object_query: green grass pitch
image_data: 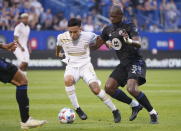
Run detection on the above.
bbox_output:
[0,70,181,131]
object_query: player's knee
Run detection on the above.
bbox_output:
[89,82,100,95]
[127,86,133,94]
[20,62,28,71]
[105,84,115,95]
[64,76,74,86]
[126,84,138,96]
[92,87,100,95]
[17,76,28,86]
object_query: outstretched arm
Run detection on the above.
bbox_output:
[0,42,17,52]
[90,36,105,50]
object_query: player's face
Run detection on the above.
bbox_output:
[21,16,29,25]
[68,26,81,40]
[110,12,122,24]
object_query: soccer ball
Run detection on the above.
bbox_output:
[58,107,76,124]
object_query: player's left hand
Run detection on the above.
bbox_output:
[120,29,129,39]
[5,42,17,52]
[120,29,132,44]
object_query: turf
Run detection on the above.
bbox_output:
[0,70,181,131]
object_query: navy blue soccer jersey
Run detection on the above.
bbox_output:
[101,21,142,65]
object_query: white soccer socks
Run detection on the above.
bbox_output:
[65,85,80,109]
[97,89,117,111]
[149,109,157,115]
[129,99,139,107]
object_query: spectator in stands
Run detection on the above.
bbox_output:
[40,9,53,30]
[28,6,39,29]
[1,0,181,32]
[92,0,101,14]
[30,0,43,17]
[144,0,158,24]
[52,15,61,31]
[144,0,157,11]
[101,0,111,18]
[83,16,94,32]
[160,0,167,26]
[130,0,145,10]
[58,18,68,31]
[165,0,180,31]
[0,9,9,30]
[149,24,161,32]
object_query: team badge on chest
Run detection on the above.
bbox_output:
[111,38,122,50]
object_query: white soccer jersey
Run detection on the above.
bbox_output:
[14,22,30,64]
[56,31,97,67]
[14,22,30,48]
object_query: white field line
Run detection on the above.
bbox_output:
[144,90,181,93]
[145,83,181,87]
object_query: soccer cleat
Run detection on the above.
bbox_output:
[20,117,47,130]
[75,107,87,120]
[112,109,121,123]
[129,104,143,121]
[150,113,158,124]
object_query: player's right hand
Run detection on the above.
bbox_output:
[56,52,64,58]
[21,47,25,52]
[6,42,17,52]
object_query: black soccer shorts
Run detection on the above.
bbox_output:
[110,59,146,87]
[0,58,18,83]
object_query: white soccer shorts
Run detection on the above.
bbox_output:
[64,63,101,86]
[14,47,30,65]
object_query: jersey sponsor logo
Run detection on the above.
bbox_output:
[111,38,122,50]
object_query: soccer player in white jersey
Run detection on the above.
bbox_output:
[14,13,30,75]
[56,18,121,123]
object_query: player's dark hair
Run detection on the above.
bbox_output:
[68,18,81,27]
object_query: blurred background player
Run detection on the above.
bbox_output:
[0,42,47,130]
[14,13,30,75]
[56,18,121,123]
[92,5,158,124]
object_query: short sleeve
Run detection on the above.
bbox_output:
[56,34,63,46]
[129,23,139,38]
[89,32,98,44]
[14,25,20,37]
[100,26,109,41]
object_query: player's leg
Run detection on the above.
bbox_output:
[11,70,29,122]
[89,81,121,123]
[19,62,28,72]
[0,59,47,129]
[81,63,120,123]
[126,60,158,124]
[19,48,30,75]
[14,48,28,75]
[11,70,47,129]
[64,66,87,120]
[105,64,143,121]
